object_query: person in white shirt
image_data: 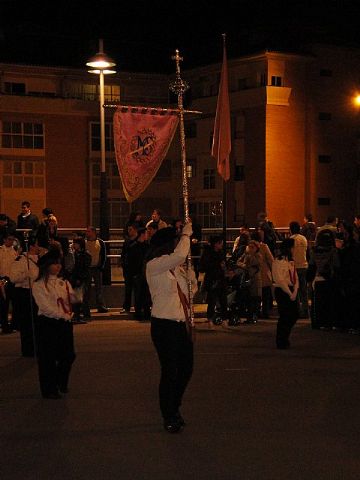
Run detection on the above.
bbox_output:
[146,221,193,433]
[0,234,17,333]
[32,250,77,399]
[272,238,299,349]
[289,221,309,318]
[9,237,39,356]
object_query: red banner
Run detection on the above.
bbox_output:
[113,110,179,202]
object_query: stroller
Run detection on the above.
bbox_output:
[212,264,251,326]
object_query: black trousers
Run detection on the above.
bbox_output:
[0,281,14,332]
[207,287,228,320]
[310,280,337,329]
[12,288,37,356]
[36,316,76,396]
[151,317,193,421]
[123,272,134,311]
[274,287,298,348]
[133,275,151,319]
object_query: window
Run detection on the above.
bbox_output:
[2,160,45,189]
[235,165,245,181]
[187,159,196,178]
[197,201,223,228]
[91,160,120,190]
[318,155,332,163]
[320,69,332,77]
[319,112,332,121]
[90,122,114,152]
[184,122,197,138]
[271,76,282,87]
[92,198,130,228]
[82,84,120,102]
[4,82,26,95]
[203,168,215,189]
[318,197,331,206]
[1,121,44,149]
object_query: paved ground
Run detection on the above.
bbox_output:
[1,311,360,480]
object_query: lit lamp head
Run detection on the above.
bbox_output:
[86,45,116,75]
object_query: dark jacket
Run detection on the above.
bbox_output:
[71,250,92,287]
[199,245,226,291]
[17,212,39,232]
[0,216,17,245]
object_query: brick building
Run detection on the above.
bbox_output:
[1,43,360,230]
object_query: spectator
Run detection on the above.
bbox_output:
[70,237,92,324]
[0,213,17,246]
[123,211,144,237]
[251,228,274,318]
[289,221,309,318]
[199,235,227,323]
[237,240,262,323]
[83,227,108,317]
[146,221,158,241]
[232,225,251,261]
[301,213,317,242]
[190,216,202,281]
[316,215,337,239]
[17,201,39,246]
[257,212,279,255]
[130,227,151,320]
[307,230,340,330]
[146,209,167,230]
[121,222,139,313]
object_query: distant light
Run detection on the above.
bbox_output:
[354,95,360,106]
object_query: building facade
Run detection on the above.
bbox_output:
[1,44,360,230]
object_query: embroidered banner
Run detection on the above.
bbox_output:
[113,110,179,202]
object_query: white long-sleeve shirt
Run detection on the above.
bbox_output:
[0,246,17,277]
[146,235,191,322]
[272,258,299,297]
[32,275,76,321]
[9,254,39,288]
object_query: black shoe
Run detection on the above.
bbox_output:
[97,306,109,313]
[163,418,183,433]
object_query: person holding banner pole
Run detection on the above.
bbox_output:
[146,222,193,433]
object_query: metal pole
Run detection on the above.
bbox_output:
[98,43,111,284]
[170,50,194,329]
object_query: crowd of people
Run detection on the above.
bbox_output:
[2,202,360,432]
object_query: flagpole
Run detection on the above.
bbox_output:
[169,50,194,330]
[222,179,227,259]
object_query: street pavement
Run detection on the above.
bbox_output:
[1,310,360,480]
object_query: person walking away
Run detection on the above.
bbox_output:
[83,227,108,317]
[289,221,309,318]
[199,236,227,324]
[32,250,77,399]
[146,223,193,433]
[9,237,39,356]
[272,238,299,349]
[0,234,17,333]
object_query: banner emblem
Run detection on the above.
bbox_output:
[114,110,179,202]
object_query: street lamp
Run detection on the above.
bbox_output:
[87,39,116,284]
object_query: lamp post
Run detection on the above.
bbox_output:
[87,39,116,284]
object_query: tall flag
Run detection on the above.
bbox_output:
[211,35,231,181]
[113,110,179,202]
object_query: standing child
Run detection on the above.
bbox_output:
[32,250,77,399]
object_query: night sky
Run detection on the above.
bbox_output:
[0,0,359,73]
